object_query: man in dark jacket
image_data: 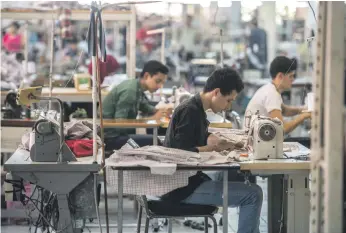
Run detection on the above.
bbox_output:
[164,68,263,233]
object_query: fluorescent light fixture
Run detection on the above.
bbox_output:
[217,0,232,8]
[200,0,211,7]
[78,0,161,5]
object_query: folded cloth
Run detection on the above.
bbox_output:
[65,139,93,158]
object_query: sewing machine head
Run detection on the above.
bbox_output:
[30,112,77,162]
[172,86,192,108]
[247,114,284,160]
[2,91,22,119]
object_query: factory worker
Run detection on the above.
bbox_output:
[163,67,263,233]
[244,56,311,133]
[102,60,171,152]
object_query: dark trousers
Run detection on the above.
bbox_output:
[146,127,167,136]
[104,134,161,156]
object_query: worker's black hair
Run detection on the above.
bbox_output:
[203,67,244,95]
[11,21,20,30]
[269,56,297,79]
[140,60,169,78]
[66,36,78,44]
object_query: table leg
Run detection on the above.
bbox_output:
[267,175,285,233]
[118,170,123,233]
[151,127,160,230]
[286,173,310,233]
[56,194,74,233]
[153,127,158,146]
[223,170,228,233]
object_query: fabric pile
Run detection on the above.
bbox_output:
[113,145,241,167]
[212,129,249,147]
[105,145,241,195]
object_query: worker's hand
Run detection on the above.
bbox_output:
[301,111,312,120]
[152,109,165,120]
[165,107,173,118]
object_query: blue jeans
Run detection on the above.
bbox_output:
[182,171,263,233]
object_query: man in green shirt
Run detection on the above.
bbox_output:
[103,60,169,151]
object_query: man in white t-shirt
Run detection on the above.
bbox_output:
[244,56,311,133]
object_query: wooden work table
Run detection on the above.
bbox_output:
[160,120,232,128]
[100,119,162,128]
[82,118,232,129]
[1,119,36,127]
[1,87,173,104]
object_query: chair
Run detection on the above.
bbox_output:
[136,195,218,233]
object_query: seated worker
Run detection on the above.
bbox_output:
[163,68,263,233]
[102,60,170,152]
[244,56,311,134]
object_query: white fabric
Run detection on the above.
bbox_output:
[244,83,283,127]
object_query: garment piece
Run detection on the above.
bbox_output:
[116,146,203,164]
[106,167,195,196]
[104,134,160,153]
[102,79,156,137]
[63,120,102,146]
[111,145,237,166]
[65,139,93,157]
[244,83,283,127]
[164,93,210,152]
[88,55,120,83]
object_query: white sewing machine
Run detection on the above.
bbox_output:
[171,86,192,108]
[246,114,284,160]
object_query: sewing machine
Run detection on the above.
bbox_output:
[171,86,193,108]
[246,113,284,160]
[4,86,100,233]
[1,90,22,119]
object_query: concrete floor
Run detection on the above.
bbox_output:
[1,178,268,233]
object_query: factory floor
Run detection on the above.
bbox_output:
[1,178,268,233]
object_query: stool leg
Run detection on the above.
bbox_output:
[168,219,173,233]
[204,217,208,233]
[144,217,150,233]
[137,206,143,233]
[209,216,218,233]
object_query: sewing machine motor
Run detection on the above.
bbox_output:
[251,116,284,160]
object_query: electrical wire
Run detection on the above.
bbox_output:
[94,172,103,233]
[3,179,70,233]
[308,1,317,22]
[279,176,286,233]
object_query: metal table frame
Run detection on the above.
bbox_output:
[113,165,240,233]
